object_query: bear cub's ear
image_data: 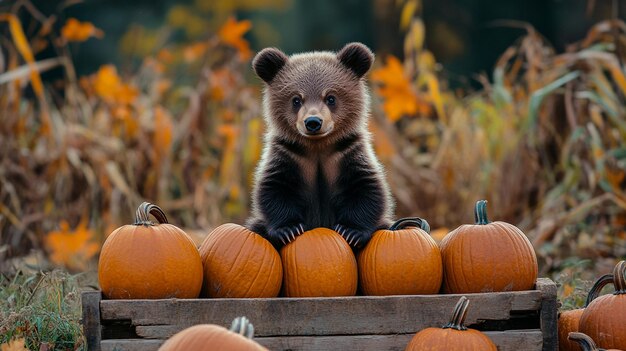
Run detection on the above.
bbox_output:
[337,42,375,79]
[253,48,289,83]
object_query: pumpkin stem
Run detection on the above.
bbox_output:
[568,332,599,351]
[585,273,614,307]
[473,200,490,225]
[613,260,626,294]
[443,296,469,331]
[134,202,169,226]
[230,316,255,339]
[388,217,430,233]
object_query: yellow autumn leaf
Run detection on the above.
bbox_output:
[371,55,424,121]
[218,17,252,60]
[0,13,50,133]
[61,18,104,42]
[0,14,43,96]
[0,338,27,351]
[93,64,139,105]
[404,18,425,54]
[400,0,419,30]
[424,72,446,124]
[93,65,122,102]
[45,220,100,271]
[183,42,209,62]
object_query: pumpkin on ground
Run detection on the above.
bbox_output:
[281,228,357,297]
[559,273,614,351]
[199,223,282,298]
[98,202,203,299]
[405,296,497,350]
[440,200,538,293]
[358,217,442,295]
[158,316,268,351]
[568,332,624,351]
[580,260,626,350]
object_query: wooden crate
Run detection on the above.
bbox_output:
[82,278,557,351]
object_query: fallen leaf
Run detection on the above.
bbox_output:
[0,338,28,351]
[45,219,100,271]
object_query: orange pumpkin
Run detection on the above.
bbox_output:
[281,228,357,297]
[199,223,282,298]
[559,273,614,351]
[98,202,203,299]
[567,332,623,351]
[580,261,626,350]
[158,317,268,351]
[559,309,586,351]
[405,296,497,350]
[358,217,442,295]
[440,200,538,293]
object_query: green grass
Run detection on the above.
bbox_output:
[0,266,97,350]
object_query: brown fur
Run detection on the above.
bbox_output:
[247,43,394,248]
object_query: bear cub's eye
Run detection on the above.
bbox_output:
[292,97,302,108]
[325,95,336,106]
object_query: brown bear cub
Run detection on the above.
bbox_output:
[246,42,394,249]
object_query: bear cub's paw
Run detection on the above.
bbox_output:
[333,224,372,248]
[268,223,305,246]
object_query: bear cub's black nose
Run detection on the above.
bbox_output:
[304,116,322,133]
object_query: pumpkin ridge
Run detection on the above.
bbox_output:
[264,248,281,296]
[290,236,301,296]
[367,234,379,294]
[502,223,521,290]
[254,241,272,297]
[461,229,473,292]
[224,231,251,278]
[242,238,267,297]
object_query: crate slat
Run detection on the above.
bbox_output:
[100,330,543,351]
[82,290,102,351]
[101,339,161,351]
[85,278,558,351]
[537,277,558,351]
[101,289,541,336]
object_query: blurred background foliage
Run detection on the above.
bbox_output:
[1,0,626,348]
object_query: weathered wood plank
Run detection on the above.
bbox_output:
[81,290,102,351]
[101,339,163,351]
[101,290,542,336]
[536,278,558,351]
[101,330,543,351]
[259,331,543,351]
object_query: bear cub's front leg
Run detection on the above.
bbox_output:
[246,153,309,248]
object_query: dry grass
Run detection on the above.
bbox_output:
[372,7,626,276]
[0,0,624,273]
[0,252,96,349]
